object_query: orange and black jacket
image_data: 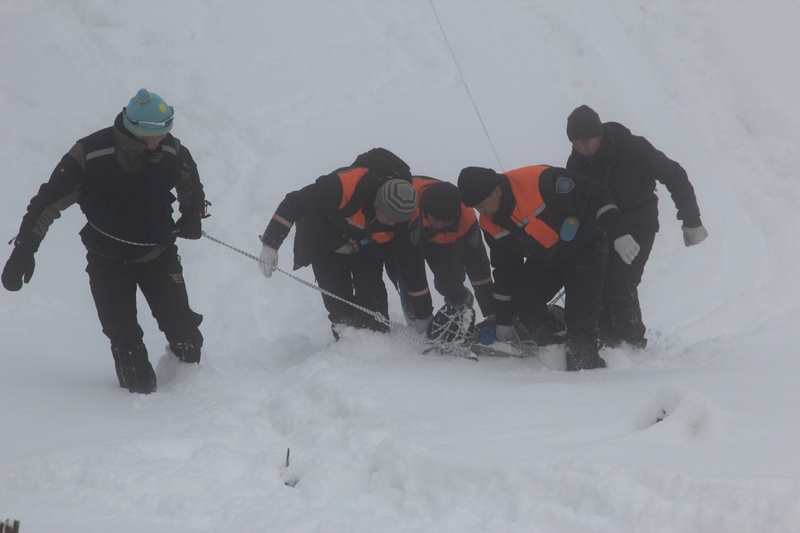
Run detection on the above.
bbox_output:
[261,164,432,318]
[478,165,627,321]
[411,176,493,314]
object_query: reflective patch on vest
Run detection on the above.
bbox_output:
[560,216,579,241]
[555,176,574,194]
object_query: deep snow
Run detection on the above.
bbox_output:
[1,1,799,532]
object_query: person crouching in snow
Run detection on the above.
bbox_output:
[258,148,433,338]
[386,177,494,342]
[457,165,640,371]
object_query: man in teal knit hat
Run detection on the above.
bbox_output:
[2,88,209,394]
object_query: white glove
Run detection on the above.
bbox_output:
[334,242,357,254]
[682,225,708,247]
[259,245,279,278]
[613,234,640,265]
[495,324,520,342]
[411,316,432,335]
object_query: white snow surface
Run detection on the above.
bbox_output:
[2,1,800,531]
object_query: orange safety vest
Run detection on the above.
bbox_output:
[338,167,395,244]
[412,177,477,245]
[478,166,560,248]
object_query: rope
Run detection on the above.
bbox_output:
[202,231,390,324]
[201,232,483,359]
[429,0,504,172]
[88,221,160,247]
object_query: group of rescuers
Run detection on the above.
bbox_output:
[2,89,708,393]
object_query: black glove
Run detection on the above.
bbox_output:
[175,214,202,239]
[2,240,37,291]
[175,201,210,240]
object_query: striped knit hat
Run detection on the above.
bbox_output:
[375,180,417,222]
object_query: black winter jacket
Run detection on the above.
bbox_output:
[566,122,702,232]
[16,114,205,262]
[261,167,433,319]
[481,166,627,325]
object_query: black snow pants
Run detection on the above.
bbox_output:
[512,228,609,370]
[311,249,389,336]
[598,228,656,349]
[86,244,203,352]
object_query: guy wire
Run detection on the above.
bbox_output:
[428,0,504,171]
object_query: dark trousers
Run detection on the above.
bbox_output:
[392,241,488,320]
[311,250,389,334]
[513,229,608,369]
[86,245,203,350]
[599,228,656,348]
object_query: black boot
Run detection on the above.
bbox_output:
[565,341,606,371]
[565,331,605,371]
[111,342,157,394]
[167,330,203,363]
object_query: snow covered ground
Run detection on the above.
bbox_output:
[2,1,799,531]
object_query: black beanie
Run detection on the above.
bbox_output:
[566,105,604,141]
[424,182,462,222]
[457,167,500,207]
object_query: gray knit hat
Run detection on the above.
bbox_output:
[375,180,417,222]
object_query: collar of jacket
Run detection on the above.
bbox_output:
[112,113,167,172]
[491,176,517,225]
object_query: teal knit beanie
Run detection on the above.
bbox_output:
[122,88,174,137]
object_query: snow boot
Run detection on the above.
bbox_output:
[111,342,157,394]
[167,330,203,363]
[565,343,606,371]
[426,302,476,344]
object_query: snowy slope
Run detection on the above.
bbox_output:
[1,1,799,531]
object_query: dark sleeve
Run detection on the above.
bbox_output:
[175,143,206,214]
[261,172,344,250]
[392,226,433,319]
[17,149,85,249]
[540,167,628,242]
[460,222,492,285]
[486,235,523,326]
[641,138,702,227]
[459,223,494,315]
[472,282,495,317]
